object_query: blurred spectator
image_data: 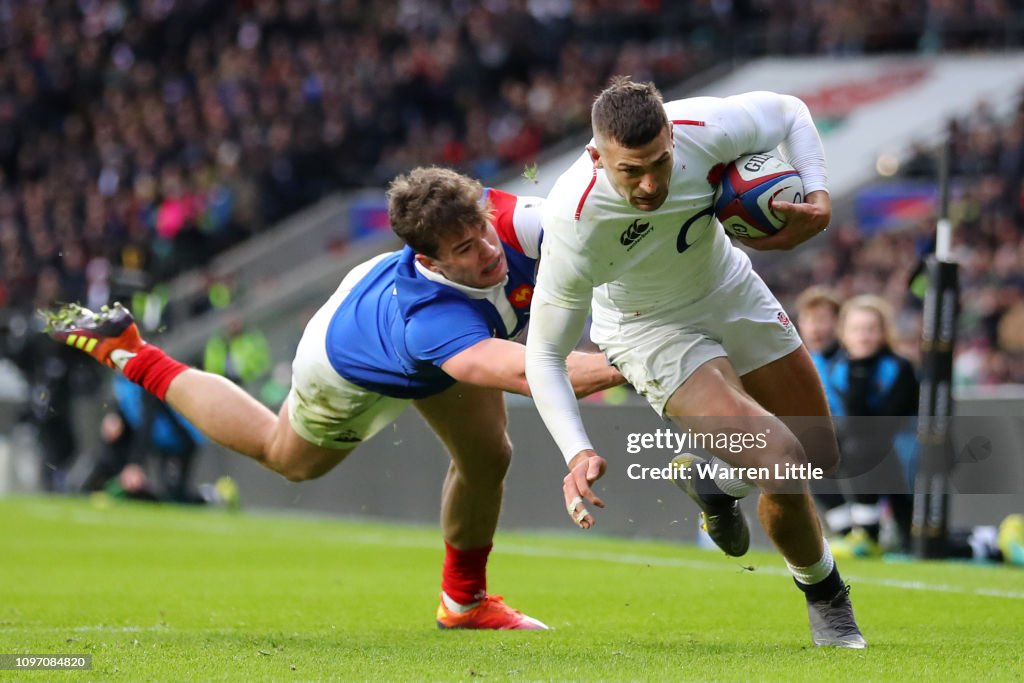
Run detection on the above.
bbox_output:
[795,285,842,368]
[203,317,272,386]
[0,267,97,490]
[0,0,716,326]
[815,295,920,557]
[794,285,852,541]
[83,375,237,506]
[258,360,293,408]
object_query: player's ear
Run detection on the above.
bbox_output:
[415,253,443,274]
[586,144,602,168]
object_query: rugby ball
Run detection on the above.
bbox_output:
[714,152,804,239]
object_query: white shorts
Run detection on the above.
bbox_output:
[287,253,410,449]
[590,265,802,416]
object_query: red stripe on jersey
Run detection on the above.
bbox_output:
[672,119,705,126]
[574,166,598,221]
[487,188,524,253]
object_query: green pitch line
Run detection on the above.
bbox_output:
[0,496,1021,682]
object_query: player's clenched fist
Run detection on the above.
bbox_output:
[564,450,607,529]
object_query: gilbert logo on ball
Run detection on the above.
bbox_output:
[713,152,804,239]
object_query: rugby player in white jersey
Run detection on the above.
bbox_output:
[525,77,865,648]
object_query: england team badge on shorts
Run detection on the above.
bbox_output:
[777,311,793,331]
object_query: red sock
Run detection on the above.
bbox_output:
[122,344,189,401]
[442,542,492,605]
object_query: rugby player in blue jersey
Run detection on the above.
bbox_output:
[46,167,625,630]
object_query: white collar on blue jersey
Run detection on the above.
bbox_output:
[413,260,509,300]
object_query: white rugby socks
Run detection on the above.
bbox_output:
[787,539,835,586]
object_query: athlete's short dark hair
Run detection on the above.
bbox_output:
[591,76,669,149]
[387,167,488,258]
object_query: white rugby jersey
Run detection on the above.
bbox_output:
[526,91,827,461]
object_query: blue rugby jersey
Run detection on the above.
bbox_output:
[325,189,543,399]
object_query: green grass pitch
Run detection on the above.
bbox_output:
[1,496,1022,681]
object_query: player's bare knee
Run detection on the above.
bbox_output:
[744,424,803,465]
[282,468,307,483]
[280,462,322,482]
[265,441,322,482]
[271,450,319,482]
[814,430,841,474]
[792,423,840,474]
[452,434,512,487]
[753,431,809,494]
[483,435,513,482]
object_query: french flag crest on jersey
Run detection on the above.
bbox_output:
[485,187,544,337]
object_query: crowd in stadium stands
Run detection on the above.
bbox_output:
[0,0,1023,386]
[767,92,1024,385]
[0,0,707,315]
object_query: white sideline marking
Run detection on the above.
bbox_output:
[20,504,1024,601]
[365,536,1024,601]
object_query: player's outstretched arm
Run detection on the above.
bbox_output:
[738,189,831,251]
[440,338,624,398]
[565,350,627,398]
[526,297,614,528]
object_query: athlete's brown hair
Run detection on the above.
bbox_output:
[387,167,489,258]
